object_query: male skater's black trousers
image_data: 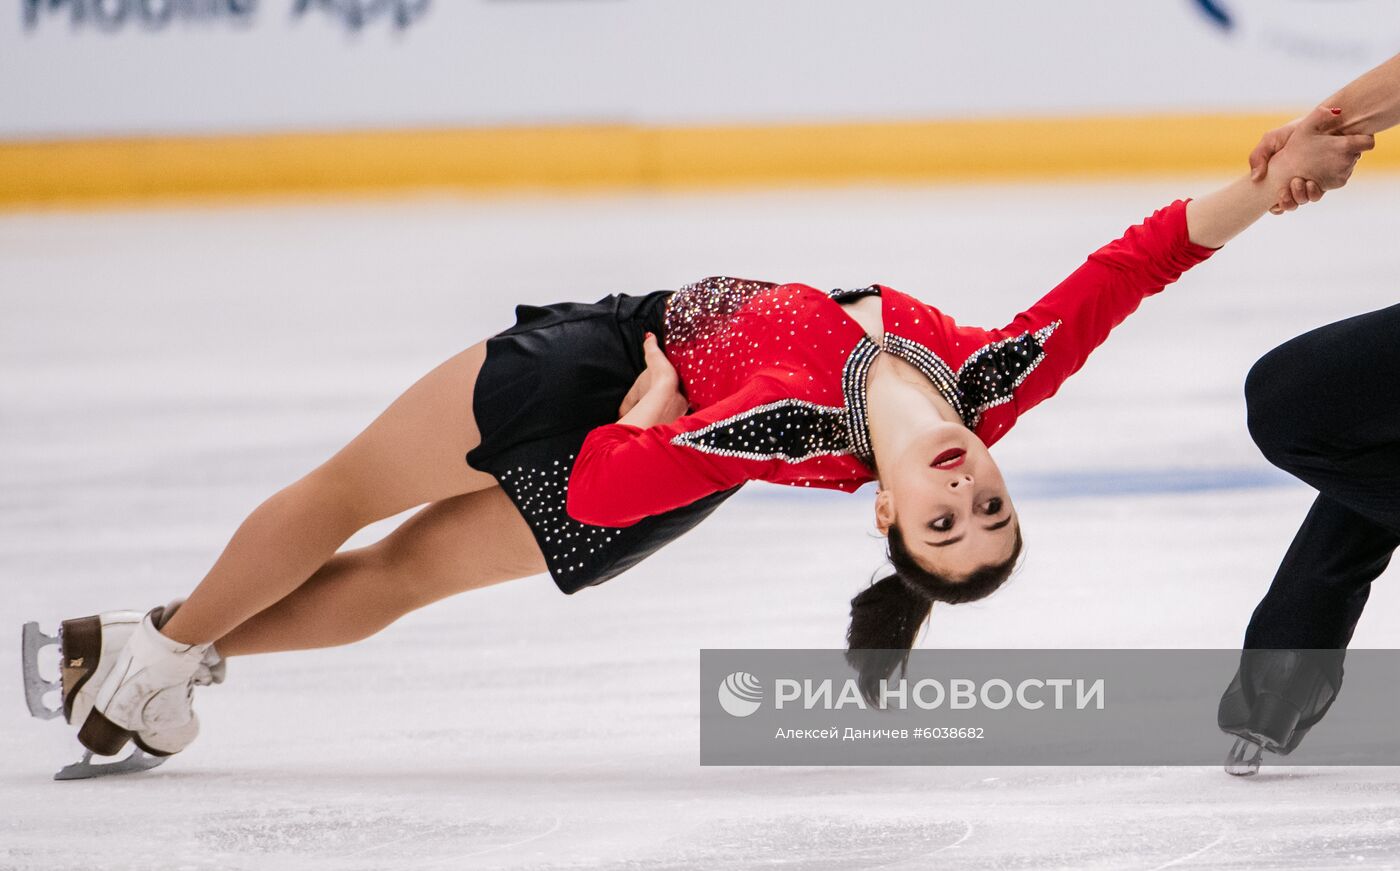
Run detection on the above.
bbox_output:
[1243,302,1400,649]
[1218,303,1400,751]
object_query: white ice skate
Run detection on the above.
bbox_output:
[21,604,223,781]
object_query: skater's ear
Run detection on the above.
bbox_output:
[873,487,895,535]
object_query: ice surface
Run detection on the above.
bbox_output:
[3,178,1400,869]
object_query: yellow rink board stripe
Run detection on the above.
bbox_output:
[2,113,1395,207]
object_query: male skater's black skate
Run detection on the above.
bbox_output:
[1217,649,1342,776]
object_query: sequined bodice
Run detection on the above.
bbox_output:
[661,276,1058,469]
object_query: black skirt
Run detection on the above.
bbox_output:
[466,291,742,593]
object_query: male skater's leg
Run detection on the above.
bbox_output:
[1221,303,1400,759]
[1244,495,1397,651]
[1220,494,1398,757]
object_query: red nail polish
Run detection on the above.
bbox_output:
[1330,107,1342,115]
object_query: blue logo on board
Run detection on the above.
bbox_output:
[1187,0,1400,62]
[1192,0,1234,30]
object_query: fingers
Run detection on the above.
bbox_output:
[1249,127,1291,180]
[642,331,662,358]
[1270,177,1327,215]
[642,331,678,379]
[1290,177,1308,205]
[619,385,640,416]
[1249,142,1271,181]
[1345,133,1377,154]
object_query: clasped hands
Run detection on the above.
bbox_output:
[1252,105,1375,214]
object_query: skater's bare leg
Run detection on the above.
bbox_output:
[161,343,500,647]
[214,487,546,656]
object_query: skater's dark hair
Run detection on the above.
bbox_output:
[845,524,1023,706]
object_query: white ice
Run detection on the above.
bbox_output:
[3,178,1400,870]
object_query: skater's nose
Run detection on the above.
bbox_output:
[947,474,973,491]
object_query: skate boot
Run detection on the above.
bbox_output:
[1217,649,1342,776]
[22,603,222,780]
[80,607,211,756]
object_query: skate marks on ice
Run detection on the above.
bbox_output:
[0,793,567,871]
[198,806,562,869]
[543,814,973,871]
[1145,831,1227,871]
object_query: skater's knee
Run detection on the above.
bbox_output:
[354,540,440,614]
[1244,372,1289,465]
[284,466,383,535]
[1244,343,1313,468]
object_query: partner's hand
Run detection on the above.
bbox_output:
[618,332,688,422]
[618,367,651,417]
[1269,177,1325,216]
[1250,107,1342,211]
[1264,105,1375,213]
[1249,117,1308,183]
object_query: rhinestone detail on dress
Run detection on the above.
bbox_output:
[497,454,619,577]
[670,399,850,463]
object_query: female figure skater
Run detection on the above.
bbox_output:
[21,108,1372,778]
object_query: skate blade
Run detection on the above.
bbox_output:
[53,747,167,782]
[1224,737,1263,777]
[21,622,61,720]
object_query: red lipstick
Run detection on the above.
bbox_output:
[931,448,966,470]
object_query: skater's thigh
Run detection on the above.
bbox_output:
[310,342,500,526]
[1248,302,1400,454]
[378,486,548,606]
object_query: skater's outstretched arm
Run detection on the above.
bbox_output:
[986,115,1369,427]
[1186,105,1373,249]
[1313,51,1400,136]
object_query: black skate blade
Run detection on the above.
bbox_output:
[21,622,61,720]
[1224,737,1263,777]
[54,747,167,782]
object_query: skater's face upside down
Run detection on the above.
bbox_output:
[873,423,1020,585]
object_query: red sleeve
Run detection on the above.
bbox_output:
[566,379,777,527]
[998,199,1217,417]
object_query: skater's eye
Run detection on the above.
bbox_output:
[928,514,955,533]
[981,497,1004,516]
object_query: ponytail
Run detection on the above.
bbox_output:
[845,573,933,705]
[845,523,1024,706]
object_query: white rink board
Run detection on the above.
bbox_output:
[4,0,1400,137]
[3,179,1400,868]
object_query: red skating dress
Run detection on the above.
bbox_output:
[567,200,1216,529]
